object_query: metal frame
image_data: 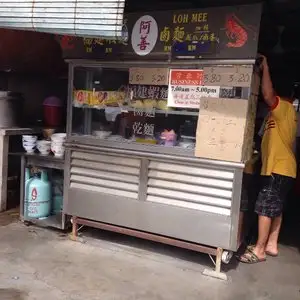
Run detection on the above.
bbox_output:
[66,59,256,67]
[70,215,226,280]
[63,59,253,280]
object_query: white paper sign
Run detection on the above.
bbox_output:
[129,68,169,85]
[203,65,253,87]
[195,97,248,162]
[167,69,219,108]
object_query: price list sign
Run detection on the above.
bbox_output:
[203,65,253,87]
[129,68,169,86]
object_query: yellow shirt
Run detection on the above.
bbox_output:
[261,97,297,178]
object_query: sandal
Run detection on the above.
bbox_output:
[248,245,278,257]
[237,249,266,264]
[247,244,255,251]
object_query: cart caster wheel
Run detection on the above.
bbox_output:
[222,251,233,264]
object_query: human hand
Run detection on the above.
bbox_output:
[257,54,268,70]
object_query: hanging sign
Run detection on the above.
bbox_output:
[59,4,262,60]
[203,65,253,87]
[167,69,220,108]
[131,15,159,56]
[129,68,169,85]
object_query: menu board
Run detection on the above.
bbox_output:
[57,3,262,60]
[195,97,248,162]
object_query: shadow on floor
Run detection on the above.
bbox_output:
[0,288,27,300]
[80,226,240,273]
[0,208,19,227]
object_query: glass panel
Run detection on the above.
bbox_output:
[71,66,211,151]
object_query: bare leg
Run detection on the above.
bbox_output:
[265,215,282,255]
[252,215,272,259]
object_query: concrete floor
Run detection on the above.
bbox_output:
[0,211,300,300]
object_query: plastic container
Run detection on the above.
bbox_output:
[24,169,51,219]
[43,96,63,127]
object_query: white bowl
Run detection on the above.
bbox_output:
[37,140,51,155]
[37,140,51,145]
[23,144,36,153]
[51,133,66,141]
[22,135,37,143]
[51,144,65,157]
[51,140,64,145]
[39,149,51,156]
[23,142,36,148]
[93,130,112,139]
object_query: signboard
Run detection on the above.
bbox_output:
[167,69,219,108]
[130,85,168,100]
[131,108,156,139]
[195,97,248,162]
[129,68,169,85]
[57,3,262,60]
[131,15,159,56]
[203,65,253,87]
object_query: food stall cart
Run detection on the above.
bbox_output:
[58,3,262,280]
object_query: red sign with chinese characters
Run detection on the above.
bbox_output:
[168,69,220,108]
[170,70,203,86]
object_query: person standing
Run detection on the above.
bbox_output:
[239,55,297,264]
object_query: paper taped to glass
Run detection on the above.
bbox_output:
[203,65,253,88]
[195,97,248,162]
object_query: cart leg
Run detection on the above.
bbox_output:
[70,216,78,241]
[203,248,228,281]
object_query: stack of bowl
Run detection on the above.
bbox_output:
[37,140,51,155]
[51,133,66,157]
[22,135,37,154]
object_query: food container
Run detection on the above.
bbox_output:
[22,135,37,154]
[159,130,177,147]
[23,142,36,154]
[22,135,37,143]
[50,133,66,157]
[37,140,51,155]
[51,143,65,157]
[92,130,112,139]
[43,96,63,127]
[43,128,56,140]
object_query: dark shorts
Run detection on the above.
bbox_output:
[255,174,294,218]
[240,173,252,212]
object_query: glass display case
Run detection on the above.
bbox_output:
[70,66,209,154]
[70,65,244,155]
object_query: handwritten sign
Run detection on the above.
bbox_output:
[203,65,253,87]
[129,68,169,85]
[195,97,248,162]
[167,69,219,108]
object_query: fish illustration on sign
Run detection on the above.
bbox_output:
[224,14,257,48]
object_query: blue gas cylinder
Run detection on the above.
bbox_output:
[24,169,51,219]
